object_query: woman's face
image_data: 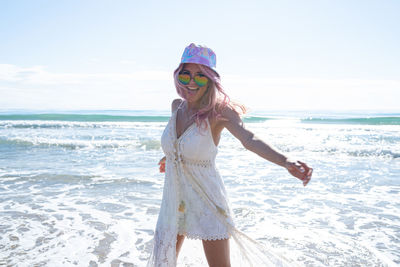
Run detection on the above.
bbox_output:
[179,63,209,104]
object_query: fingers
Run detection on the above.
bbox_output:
[298,161,312,176]
[159,162,165,173]
[302,167,313,187]
[303,176,311,186]
[298,161,311,172]
[158,157,166,173]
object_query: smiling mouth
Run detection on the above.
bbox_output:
[187,87,199,91]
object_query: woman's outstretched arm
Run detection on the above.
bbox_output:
[221,106,312,186]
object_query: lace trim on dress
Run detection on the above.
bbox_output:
[177,231,230,241]
[164,152,213,168]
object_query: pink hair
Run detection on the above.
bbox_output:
[173,63,246,130]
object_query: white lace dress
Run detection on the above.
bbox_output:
[147,107,295,267]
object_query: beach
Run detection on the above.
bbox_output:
[0,110,399,266]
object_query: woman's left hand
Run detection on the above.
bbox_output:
[284,160,313,186]
[158,156,166,173]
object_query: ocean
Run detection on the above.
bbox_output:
[0,110,399,266]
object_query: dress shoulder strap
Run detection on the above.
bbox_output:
[177,100,185,110]
[172,99,185,115]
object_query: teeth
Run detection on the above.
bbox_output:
[188,87,199,91]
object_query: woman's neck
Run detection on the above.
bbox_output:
[185,100,201,112]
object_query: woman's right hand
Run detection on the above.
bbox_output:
[158,156,166,173]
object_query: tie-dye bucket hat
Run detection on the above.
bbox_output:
[180,43,218,75]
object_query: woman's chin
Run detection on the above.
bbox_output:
[185,96,197,103]
[185,91,198,100]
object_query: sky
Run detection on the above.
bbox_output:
[0,0,399,112]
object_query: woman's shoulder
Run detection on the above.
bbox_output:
[218,103,241,120]
[213,102,243,127]
[171,98,183,113]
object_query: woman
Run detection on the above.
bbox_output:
[147,43,313,267]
